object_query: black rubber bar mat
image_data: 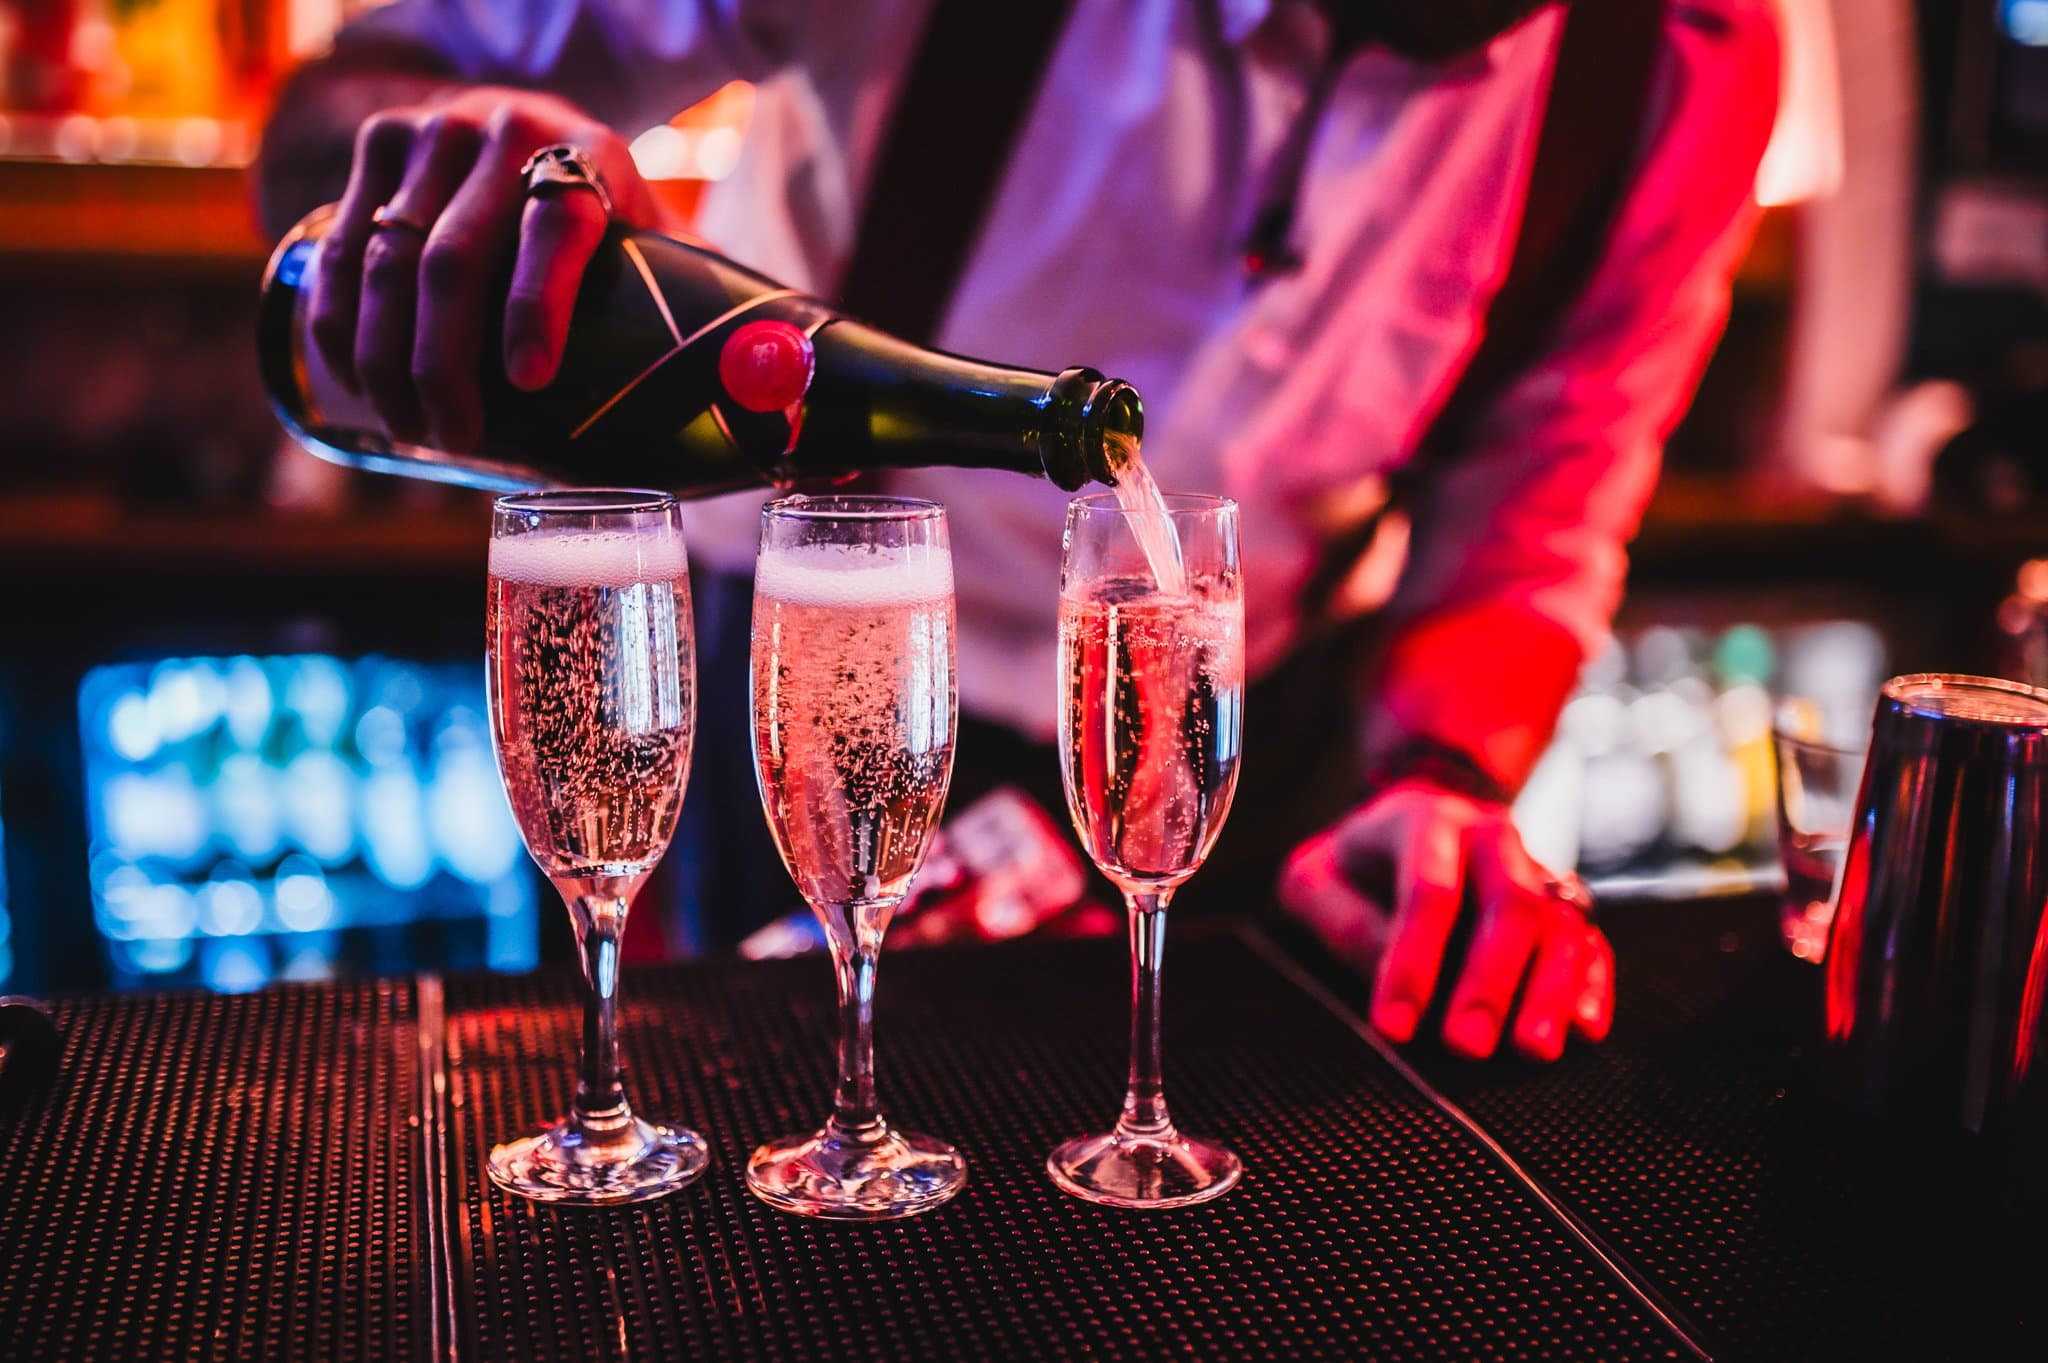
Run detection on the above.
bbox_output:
[440,928,1693,1362]
[1356,897,2046,1363]
[0,981,428,1362]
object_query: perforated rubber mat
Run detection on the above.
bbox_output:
[1394,898,2045,1363]
[10,911,2025,1361]
[441,928,1688,1361]
[0,981,426,1362]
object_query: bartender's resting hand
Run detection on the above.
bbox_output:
[1278,782,1614,1062]
[309,88,660,453]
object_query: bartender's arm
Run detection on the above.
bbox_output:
[255,0,799,453]
[1280,5,1779,1061]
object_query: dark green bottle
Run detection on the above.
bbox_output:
[258,205,1143,495]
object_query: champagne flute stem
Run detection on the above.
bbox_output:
[1117,892,1174,1140]
[827,913,886,1143]
[568,893,631,1129]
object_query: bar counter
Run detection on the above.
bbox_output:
[1,898,2037,1361]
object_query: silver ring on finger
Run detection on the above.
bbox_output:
[519,144,614,219]
[369,203,432,236]
[1543,870,1596,920]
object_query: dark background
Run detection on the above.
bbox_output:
[0,0,2043,995]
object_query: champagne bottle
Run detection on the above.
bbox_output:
[257,206,1143,496]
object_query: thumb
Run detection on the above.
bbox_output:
[1278,828,1391,970]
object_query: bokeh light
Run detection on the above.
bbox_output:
[79,655,538,992]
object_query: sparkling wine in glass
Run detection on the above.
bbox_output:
[745,495,968,1219]
[1050,492,1244,1208]
[483,490,709,1204]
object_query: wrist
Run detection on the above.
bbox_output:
[1364,604,1583,795]
[1361,736,1512,807]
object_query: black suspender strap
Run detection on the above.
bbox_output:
[1299,0,1668,619]
[1423,0,1668,452]
[835,0,1085,346]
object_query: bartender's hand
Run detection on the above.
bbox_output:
[308,87,662,452]
[1278,783,1613,1061]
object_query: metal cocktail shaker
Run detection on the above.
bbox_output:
[1824,674,2048,1195]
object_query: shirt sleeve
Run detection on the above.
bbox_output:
[341,0,807,134]
[1370,0,1781,785]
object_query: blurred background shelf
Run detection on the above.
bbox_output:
[2,473,2034,591]
[0,489,489,579]
[0,161,266,262]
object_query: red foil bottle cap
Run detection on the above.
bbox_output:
[718,320,815,414]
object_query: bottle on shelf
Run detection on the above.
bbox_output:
[257,206,1144,497]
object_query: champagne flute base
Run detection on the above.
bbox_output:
[745,1125,967,1220]
[1047,1128,1240,1209]
[487,1115,709,1206]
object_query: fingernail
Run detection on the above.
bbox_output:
[508,340,547,388]
[1372,998,1419,1041]
[1446,1006,1498,1057]
[1577,994,1602,1025]
[1524,1016,1560,1059]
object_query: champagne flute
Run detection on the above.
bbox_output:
[745,495,968,1219]
[484,490,709,1204]
[1050,493,1244,1208]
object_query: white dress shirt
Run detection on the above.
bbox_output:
[354,0,1779,742]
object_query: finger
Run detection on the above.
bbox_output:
[1368,814,1464,1043]
[1443,836,1546,1059]
[1277,829,1392,972]
[309,112,412,392]
[1510,911,1590,1061]
[355,114,479,443]
[460,101,615,393]
[501,188,610,392]
[1573,927,1615,1042]
[1332,820,1398,911]
[411,151,525,450]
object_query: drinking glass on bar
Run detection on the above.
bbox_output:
[484,490,709,1204]
[1771,725,1865,963]
[745,495,968,1219]
[1050,493,1244,1209]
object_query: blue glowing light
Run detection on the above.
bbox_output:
[2002,0,2048,47]
[79,655,539,991]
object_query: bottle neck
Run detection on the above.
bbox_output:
[1044,366,1145,489]
[797,322,1143,489]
